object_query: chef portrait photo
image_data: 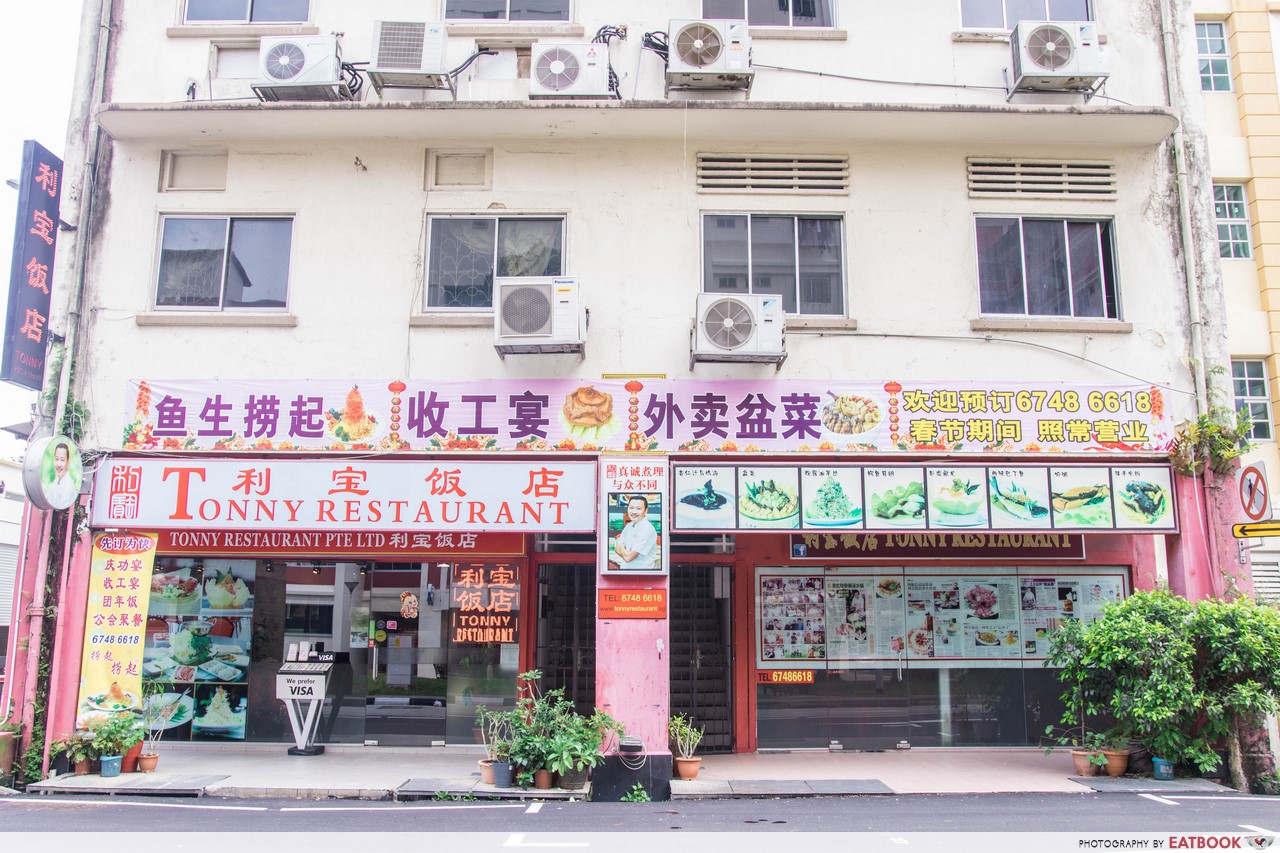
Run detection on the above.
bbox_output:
[24,435,84,511]
[606,492,662,572]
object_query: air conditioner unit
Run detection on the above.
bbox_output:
[253,35,352,102]
[691,293,786,367]
[529,43,612,99]
[666,19,753,92]
[367,21,455,98]
[494,277,585,356]
[1007,21,1108,100]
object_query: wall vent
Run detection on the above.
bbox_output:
[967,158,1116,199]
[697,154,849,194]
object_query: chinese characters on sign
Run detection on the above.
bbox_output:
[122,379,1173,455]
[89,459,596,532]
[450,563,520,644]
[74,533,158,731]
[4,141,62,390]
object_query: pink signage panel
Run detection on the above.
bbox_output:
[122,379,1173,456]
[90,458,597,532]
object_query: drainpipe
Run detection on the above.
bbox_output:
[1159,0,1210,416]
[54,0,112,434]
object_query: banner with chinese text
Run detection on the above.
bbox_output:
[122,379,1172,455]
[4,141,62,390]
[74,532,158,731]
[90,459,596,532]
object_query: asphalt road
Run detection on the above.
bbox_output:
[1,790,1278,839]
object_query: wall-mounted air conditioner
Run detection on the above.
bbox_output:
[494,277,585,356]
[367,21,455,98]
[1007,21,1108,101]
[691,292,786,367]
[529,43,612,99]
[666,19,753,93]
[253,35,352,102]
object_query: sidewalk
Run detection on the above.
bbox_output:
[21,744,1235,801]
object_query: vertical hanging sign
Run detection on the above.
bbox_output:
[74,532,158,731]
[600,456,669,576]
[3,140,62,390]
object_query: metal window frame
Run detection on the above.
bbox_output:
[423,213,568,310]
[974,214,1119,320]
[155,214,294,312]
[1232,358,1273,441]
[1214,183,1252,259]
[443,0,572,23]
[183,0,311,24]
[1196,21,1232,91]
[961,0,1094,30]
[699,212,846,317]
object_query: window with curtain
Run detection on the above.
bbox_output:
[702,214,843,315]
[975,216,1118,319]
[426,216,565,309]
[184,0,309,23]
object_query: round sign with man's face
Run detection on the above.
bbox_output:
[23,435,84,511]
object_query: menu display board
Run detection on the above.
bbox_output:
[674,464,1176,533]
[756,566,1128,668]
[141,558,256,741]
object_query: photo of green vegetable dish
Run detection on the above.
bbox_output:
[870,481,925,521]
[739,480,799,520]
[804,476,861,524]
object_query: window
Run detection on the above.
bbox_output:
[285,603,334,635]
[1197,21,1231,91]
[444,1,569,22]
[702,214,844,315]
[975,217,1118,319]
[156,216,293,309]
[960,0,1091,29]
[703,0,835,27]
[1233,359,1272,440]
[184,0,309,23]
[426,216,564,309]
[1214,184,1252,259]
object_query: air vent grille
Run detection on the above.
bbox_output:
[967,158,1116,199]
[375,21,427,69]
[697,154,849,194]
[499,284,553,336]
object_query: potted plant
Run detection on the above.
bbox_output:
[544,709,623,791]
[138,686,183,773]
[90,713,143,778]
[669,714,704,780]
[510,670,575,789]
[1041,617,1108,777]
[479,708,517,788]
[54,732,97,776]
[0,719,20,779]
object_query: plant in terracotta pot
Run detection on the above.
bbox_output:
[544,708,623,791]
[669,714,704,780]
[0,718,20,780]
[90,713,144,778]
[138,685,184,773]
[54,732,98,776]
[1041,617,1108,776]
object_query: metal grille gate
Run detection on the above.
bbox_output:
[536,563,596,715]
[668,564,733,753]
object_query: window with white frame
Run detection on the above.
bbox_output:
[184,0,309,23]
[702,214,844,315]
[703,0,835,27]
[1233,359,1273,440]
[960,0,1092,29]
[1214,183,1252,259]
[156,216,293,309]
[1197,21,1231,91]
[444,0,570,22]
[975,216,1118,319]
[426,216,565,309]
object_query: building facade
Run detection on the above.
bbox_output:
[2,0,1254,788]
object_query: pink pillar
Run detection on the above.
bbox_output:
[1166,471,1244,601]
[46,508,95,753]
[595,572,670,756]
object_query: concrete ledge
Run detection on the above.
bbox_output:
[28,772,226,797]
[397,777,591,801]
[1070,775,1235,793]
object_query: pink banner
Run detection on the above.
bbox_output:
[122,379,1173,455]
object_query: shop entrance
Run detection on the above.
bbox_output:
[669,564,734,753]
[536,563,596,715]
